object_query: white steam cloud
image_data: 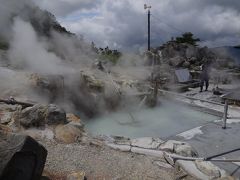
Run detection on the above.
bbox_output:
[8,18,74,74]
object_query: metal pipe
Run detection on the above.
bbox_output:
[205,147,240,160]
[165,153,240,163]
[222,100,228,129]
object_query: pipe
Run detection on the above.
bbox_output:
[165,153,240,164]
[205,147,240,160]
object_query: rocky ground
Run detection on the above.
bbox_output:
[41,139,176,180]
[0,102,187,180]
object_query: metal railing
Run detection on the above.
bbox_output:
[152,88,237,129]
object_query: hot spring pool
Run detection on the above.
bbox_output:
[84,100,219,139]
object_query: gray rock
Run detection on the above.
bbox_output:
[18,104,47,127]
[0,112,12,124]
[131,137,164,149]
[176,160,209,180]
[17,104,66,128]
[195,160,221,178]
[174,144,198,157]
[55,123,84,144]
[159,140,184,152]
[46,104,66,125]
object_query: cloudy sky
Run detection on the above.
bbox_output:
[33,0,240,50]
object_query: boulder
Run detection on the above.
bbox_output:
[195,160,221,178]
[18,104,48,128]
[66,113,81,123]
[176,160,210,180]
[55,123,84,144]
[16,104,66,128]
[159,140,198,157]
[159,140,184,152]
[46,104,66,125]
[174,144,198,157]
[0,132,47,180]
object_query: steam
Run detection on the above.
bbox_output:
[0,0,152,118]
[0,0,34,39]
[9,18,74,74]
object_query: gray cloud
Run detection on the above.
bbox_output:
[57,0,240,50]
[33,0,101,17]
[4,0,240,50]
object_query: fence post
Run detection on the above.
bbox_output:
[222,99,228,129]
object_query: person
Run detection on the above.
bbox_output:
[199,61,210,92]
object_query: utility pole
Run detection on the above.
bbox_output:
[144,4,151,51]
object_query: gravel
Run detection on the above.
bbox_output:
[41,139,176,180]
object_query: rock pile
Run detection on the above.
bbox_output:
[106,137,198,157]
[106,136,233,179]
[149,41,236,70]
[0,102,86,144]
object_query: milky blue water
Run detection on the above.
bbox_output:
[84,100,219,139]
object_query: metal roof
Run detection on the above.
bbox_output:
[175,68,192,83]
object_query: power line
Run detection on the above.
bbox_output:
[150,28,169,44]
[151,14,184,34]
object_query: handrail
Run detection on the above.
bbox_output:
[153,88,224,106]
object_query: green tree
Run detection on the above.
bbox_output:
[176,32,200,46]
[99,46,122,65]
